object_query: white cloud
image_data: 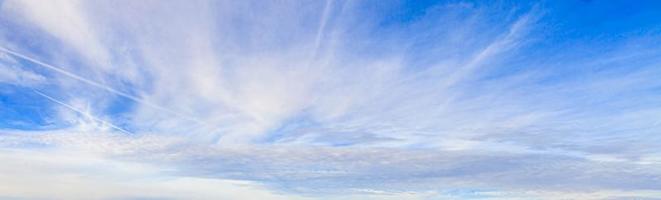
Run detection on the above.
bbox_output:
[0,65,45,86]
[2,0,111,70]
[0,53,45,86]
[0,148,313,200]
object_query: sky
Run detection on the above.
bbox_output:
[0,0,661,199]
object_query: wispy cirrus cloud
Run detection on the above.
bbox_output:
[1,0,661,199]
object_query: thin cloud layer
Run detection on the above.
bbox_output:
[1,0,661,199]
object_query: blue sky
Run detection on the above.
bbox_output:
[1,0,661,199]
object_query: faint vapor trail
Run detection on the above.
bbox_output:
[32,89,132,134]
[0,46,206,125]
[313,0,333,55]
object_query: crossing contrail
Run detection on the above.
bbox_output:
[32,89,133,134]
[0,46,206,125]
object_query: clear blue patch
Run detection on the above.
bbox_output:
[0,84,60,130]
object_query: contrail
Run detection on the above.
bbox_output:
[0,46,206,125]
[313,0,333,55]
[32,89,133,134]
[301,0,336,75]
